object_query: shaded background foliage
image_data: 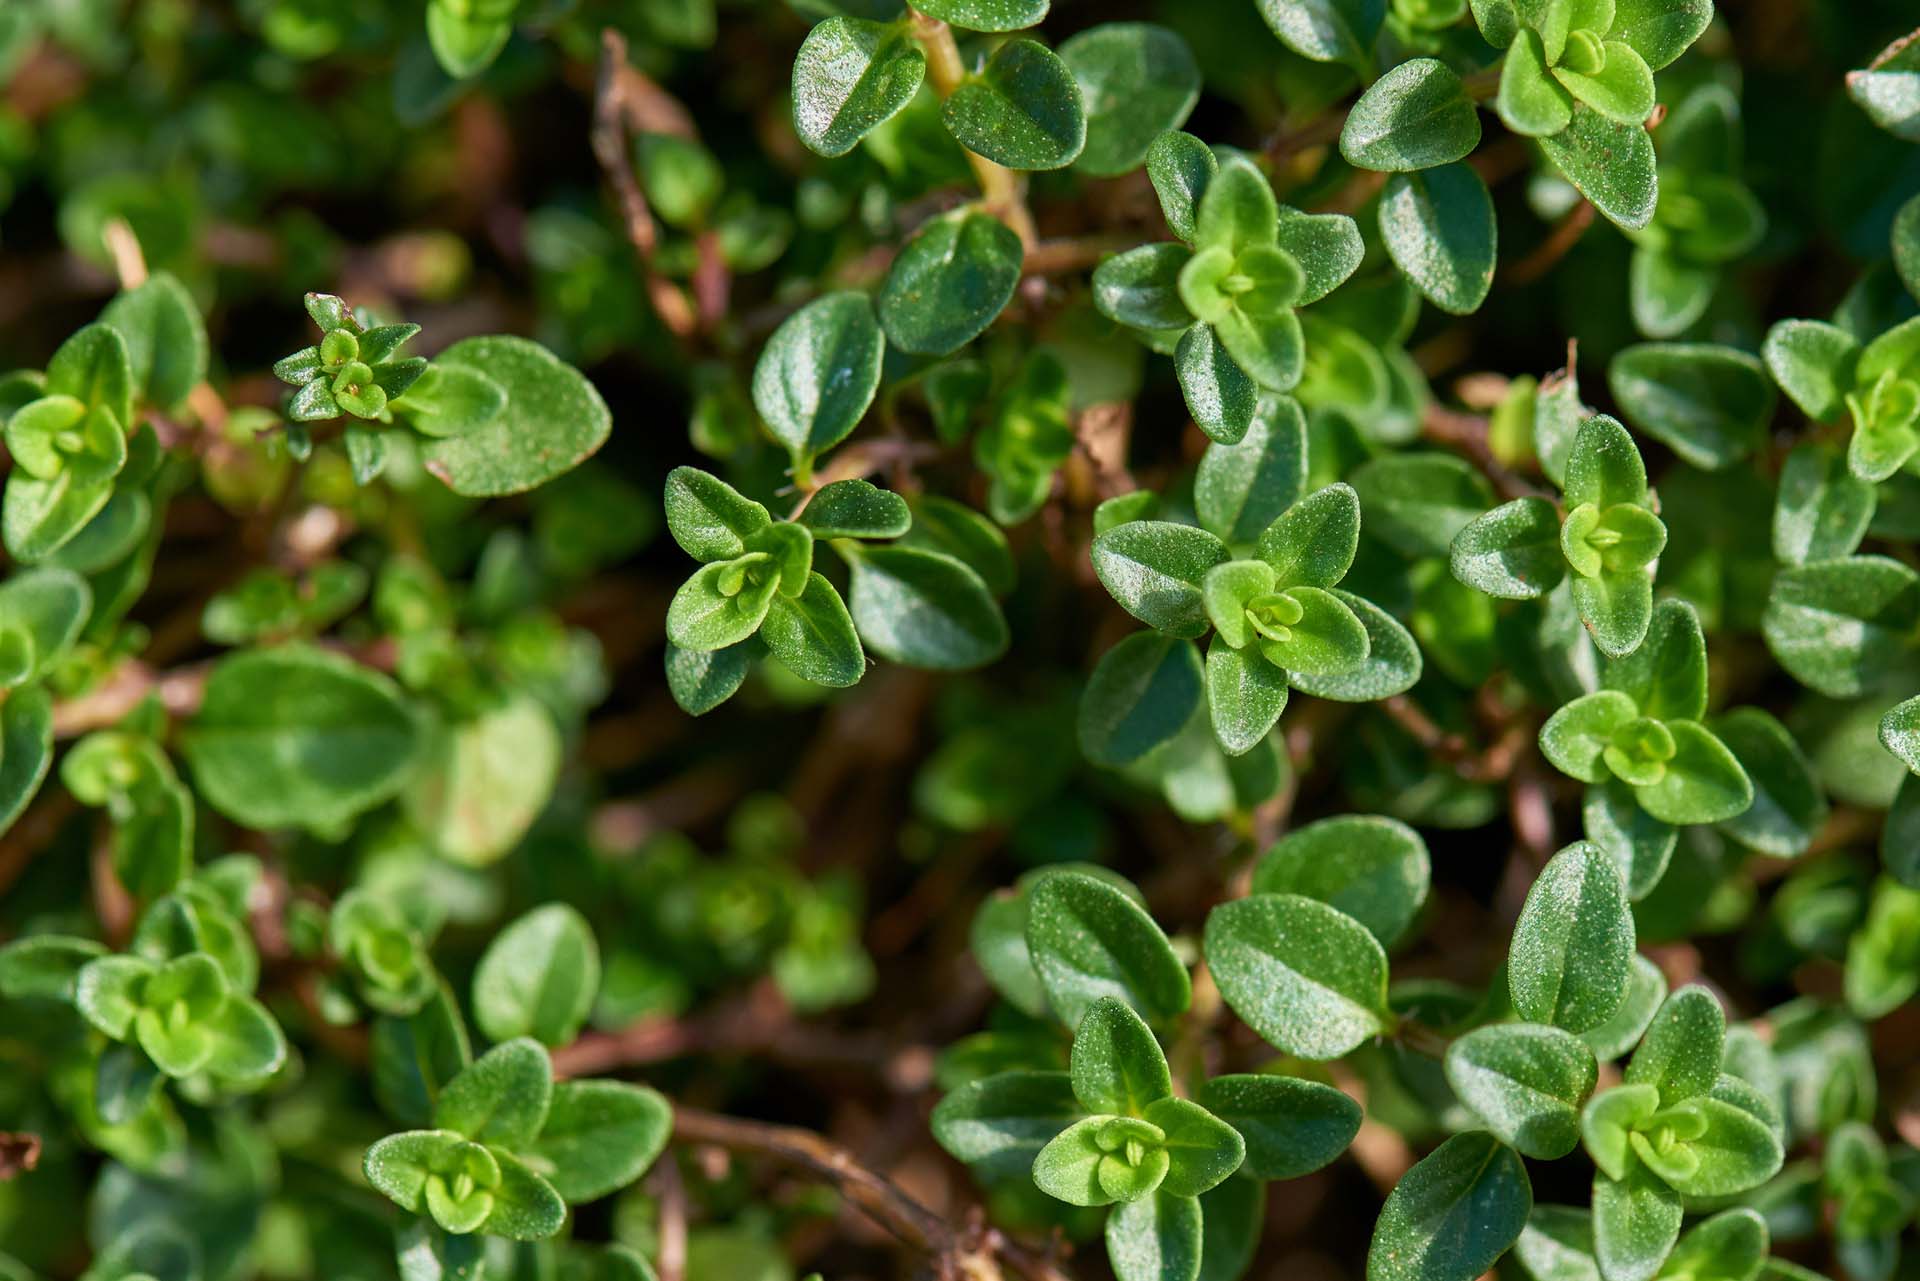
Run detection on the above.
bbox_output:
[2,0,1920,1279]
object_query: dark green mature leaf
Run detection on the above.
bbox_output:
[1367,1131,1532,1281]
[1350,452,1495,559]
[1176,322,1259,444]
[1583,779,1676,899]
[1094,244,1196,331]
[423,336,610,496]
[943,40,1086,171]
[798,478,911,539]
[1107,1188,1204,1281]
[1148,1096,1244,1197]
[901,494,1016,594]
[1061,24,1201,177]
[1195,396,1308,545]
[1774,444,1874,565]
[1713,708,1826,857]
[1197,1175,1263,1281]
[1256,0,1387,65]
[1762,319,1858,422]
[1205,893,1389,1060]
[1592,1161,1682,1281]
[434,1038,553,1147]
[1445,1023,1597,1158]
[1256,483,1359,588]
[665,640,754,715]
[1273,209,1364,305]
[1580,953,1668,1061]
[1284,591,1422,701]
[1204,638,1289,755]
[1081,632,1205,766]
[371,983,472,1128]
[182,646,420,831]
[0,567,90,687]
[914,0,1047,32]
[931,1069,1083,1179]
[472,904,600,1047]
[1026,870,1191,1027]
[1340,60,1482,173]
[1070,996,1172,1115]
[877,211,1024,356]
[751,292,884,464]
[99,272,207,412]
[844,544,1008,669]
[1608,344,1775,471]
[1625,985,1723,1105]
[1895,192,1920,303]
[792,17,926,157]
[1093,521,1230,637]
[1604,598,1706,722]
[1251,814,1429,946]
[1508,842,1635,1034]
[1762,556,1920,697]
[1199,1074,1361,1179]
[1450,497,1565,598]
[1378,164,1496,316]
[1539,106,1658,231]
[761,572,865,686]
[1147,130,1217,243]
[529,1080,671,1203]
[664,467,773,563]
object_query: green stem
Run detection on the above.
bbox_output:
[906,8,1039,248]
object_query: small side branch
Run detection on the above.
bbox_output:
[592,29,699,340]
[907,10,1038,248]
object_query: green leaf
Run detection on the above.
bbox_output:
[931,1069,1083,1180]
[1026,870,1191,1028]
[1080,632,1205,767]
[365,1130,495,1220]
[1508,841,1635,1034]
[203,994,287,1084]
[1195,396,1308,545]
[482,1150,568,1241]
[1256,483,1359,589]
[529,1080,671,1203]
[877,210,1024,356]
[1147,130,1217,243]
[1093,244,1197,332]
[796,479,910,540]
[751,292,884,465]
[1570,570,1654,660]
[1662,1209,1767,1281]
[99,272,207,412]
[1204,637,1289,756]
[1609,0,1712,70]
[1762,320,1859,422]
[1625,985,1723,1106]
[792,17,926,158]
[427,5,510,77]
[1608,344,1774,471]
[1196,1174,1263,1281]
[0,933,106,1003]
[1632,720,1749,825]
[900,494,1016,595]
[46,323,134,427]
[1378,164,1497,316]
[0,567,89,688]
[912,0,1047,32]
[182,646,419,832]
[1592,1161,1682,1281]
[1254,585,1369,675]
[1282,590,1422,701]
[1092,521,1230,637]
[666,559,778,651]
[471,905,600,1048]
[1500,29,1575,136]
[1445,1023,1598,1159]
[761,572,865,687]
[1564,414,1648,509]
[1602,598,1705,722]
[1450,497,1565,598]
[1032,1114,1153,1206]
[1895,192,1920,303]
[943,39,1086,170]
[1340,59,1482,173]
[1773,443,1874,565]
[1366,1131,1532,1281]
[1251,814,1430,947]
[843,544,1008,669]
[1197,1074,1361,1180]
[1580,953,1668,1061]
[422,336,610,497]
[1658,1097,1783,1196]
[433,1037,553,1147]
[1255,0,1387,65]
[1204,893,1389,1060]
[1176,323,1259,444]
[1848,31,1920,141]
[1351,453,1496,560]
[1583,779,1676,899]
[663,467,772,563]
[1194,159,1278,256]
[1273,208,1364,305]
[1061,24,1201,177]
[1070,996,1173,1116]
[1106,1188,1204,1281]
[1762,556,1920,697]
[1539,105,1659,231]
[1147,1096,1245,1198]
[664,640,753,715]
[1883,694,1920,773]
[371,983,472,1128]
